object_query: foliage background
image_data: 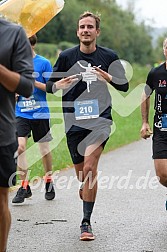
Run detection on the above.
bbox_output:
[1,0,167,64]
[36,0,164,65]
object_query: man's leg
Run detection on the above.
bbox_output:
[154,159,167,186]
[17,136,28,181]
[75,143,103,241]
[74,162,84,199]
[82,144,103,216]
[38,142,55,200]
[12,137,32,204]
[75,162,84,182]
[0,187,10,252]
[38,142,52,175]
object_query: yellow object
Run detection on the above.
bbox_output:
[0,0,65,37]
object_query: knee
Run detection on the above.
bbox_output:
[156,173,167,187]
[39,145,50,157]
[40,148,50,157]
[83,164,97,179]
[155,168,167,187]
[0,198,8,217]
[154,160,167,183]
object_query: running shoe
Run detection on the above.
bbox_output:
[12,185,32,204]
[45,182,55,200]
[80,222,95,241]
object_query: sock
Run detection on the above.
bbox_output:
[21,180,29,189]
[82,201,95,225]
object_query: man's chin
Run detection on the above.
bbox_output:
[82,41,91,46]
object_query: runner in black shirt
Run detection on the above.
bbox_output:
[141,37,167,195]
[46,11,129,240]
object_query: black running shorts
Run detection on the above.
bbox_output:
[152,125,167,159]
[0,141,18,187]
[66,126,111,164]
[16,117,52,143]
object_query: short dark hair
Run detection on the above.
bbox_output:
[77,11,101,29]
[29,34,37,46]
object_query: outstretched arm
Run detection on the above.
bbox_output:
[34,81,46,91]
[53,75,78,90]
[93,66,129,92]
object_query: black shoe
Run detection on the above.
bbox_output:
[12,185,32,204]
[45,182,55,200]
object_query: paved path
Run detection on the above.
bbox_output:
[7,139,167,252]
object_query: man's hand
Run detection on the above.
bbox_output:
[55,75,79,89]
[93,66,111,82]
[140,122,153,139]
[15,93,19,102]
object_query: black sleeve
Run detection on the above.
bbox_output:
[46,80,54,93]
[110,79,129,92]
[13,27,34,97]
[108,59,129,92]
[143,68,155,96]
[146,68,154,91]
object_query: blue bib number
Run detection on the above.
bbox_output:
[74,99,99,120]
[18,95,41,112]
[161,114,167,131]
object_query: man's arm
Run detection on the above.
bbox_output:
[35,81,46,91]
[0,64,21,92]
[8,26,34,97]
[140,88,153,139]
[94,64,129,92]
[0,63,34,97]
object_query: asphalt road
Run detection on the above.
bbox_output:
[7,138,167,252]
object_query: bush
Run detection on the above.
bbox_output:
[35,42,76,65]
[58,41,76,51]
[35,43,58,62]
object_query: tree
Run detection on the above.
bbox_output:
[0,0,156,64]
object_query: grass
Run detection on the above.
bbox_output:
[23,64,155,180]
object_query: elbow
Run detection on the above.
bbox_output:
[121,83,129,92]
[111,76,129,92]
[23,84,34,98]
[15,77,34,97]
[111,82,129,92]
